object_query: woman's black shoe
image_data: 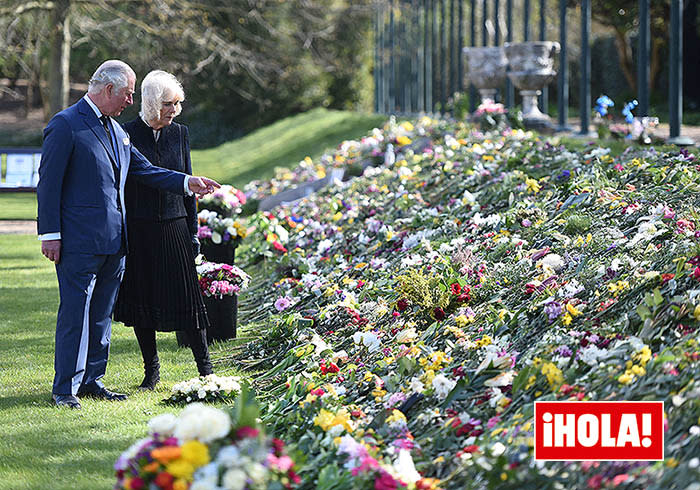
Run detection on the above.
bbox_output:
[138,368,160,391]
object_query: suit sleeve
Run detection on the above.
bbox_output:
[128,144,187,195]
[182,126,198,236]
[37,115,73,236]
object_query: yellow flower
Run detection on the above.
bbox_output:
[363,371,374,382]
[561,313,573,326]
[633,345,652,366]
[396,135,412,146]
[566,303,582,317]
[475,335,493,348]
[525,178,541,194]
[618,373,634,385]
[333,212,343,221]
[372,387,387,401]
[666,457,679,468]
[694,304,700,322]
[180,440,210,467]
[165,459,195,481]
[541,362,564,390]
[631,365,646,376]
[173,479,188,490]
[300,393,317,407]
[386,409,407,424]
[314,409,336,431]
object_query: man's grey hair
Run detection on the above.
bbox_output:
[88,60,135,94]
[139,70,185,123]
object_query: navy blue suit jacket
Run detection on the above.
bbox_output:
[37,98,187,254]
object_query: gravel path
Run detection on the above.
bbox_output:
[0,220,36,235]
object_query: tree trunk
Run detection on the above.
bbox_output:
[47,0,71,118]
[649,36,663,92]
[613,28,636,94]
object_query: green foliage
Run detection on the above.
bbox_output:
[396,268,451,317]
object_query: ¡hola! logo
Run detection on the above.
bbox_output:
[534,401,664,461]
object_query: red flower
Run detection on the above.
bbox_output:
[236,426,260,439]
[320,360,340,375]
[397,298,410,311]
[433,307,446,321]
[129,477,146,490]
[661,273,675,283]
[693,267,700,280]
[272,241,287,253]
[450,283,462,295]
[153,472,173,488]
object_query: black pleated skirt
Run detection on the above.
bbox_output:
[114,217,209,332]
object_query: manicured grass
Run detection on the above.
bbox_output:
[0,108,386,221]
[190,107,386,186]
[0,193,37,220]
[0,234,244,490]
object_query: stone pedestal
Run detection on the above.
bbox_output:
[505,42,560,129]
[462,46,507,108]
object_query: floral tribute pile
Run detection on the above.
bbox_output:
[227,116,700,488]
[165,374,244,405]
[197,261,251,299]
[197,185,249,249]
[115,389,300,490]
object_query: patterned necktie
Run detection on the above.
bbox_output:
[100,115,111,134]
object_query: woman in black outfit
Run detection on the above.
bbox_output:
[114,70,212,389]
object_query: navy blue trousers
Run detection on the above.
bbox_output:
[53,251,125,395]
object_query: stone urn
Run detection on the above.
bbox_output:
[462,46,508,105]
[505,41,560,123]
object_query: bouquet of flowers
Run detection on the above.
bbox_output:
[115,389,300,490]
[197,261,250,299]
[198,185,247,217]
[165,374,243,405]
[197,210,248,248]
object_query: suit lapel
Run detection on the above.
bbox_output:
[79,100,118,168]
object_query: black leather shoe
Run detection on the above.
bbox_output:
[52,394,81,409]
[138,370,160,391]
[77,386,128,401]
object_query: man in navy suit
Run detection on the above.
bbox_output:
[37,60,219,409]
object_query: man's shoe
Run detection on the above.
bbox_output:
[52,394,81,409]
[77,386,128,401]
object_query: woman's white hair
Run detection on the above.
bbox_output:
[88,60,135,93]
[139,70,185,122]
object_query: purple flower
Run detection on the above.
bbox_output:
[555,345,573,357]
[544,301,562,321]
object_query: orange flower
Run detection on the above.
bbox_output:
[151,445,182,464]
[142,461,160,473]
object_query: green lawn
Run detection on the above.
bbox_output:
[0,108,386,221]
[0,234,243,490]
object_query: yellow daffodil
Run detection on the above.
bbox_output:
[165,460,195,481]
[525,178,541,194]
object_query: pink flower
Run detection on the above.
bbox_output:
[487,415,501,429]
[374,470,406,490]
[197,226,212,239]
[275,296,292,312]
[612,474,629,486]
[266,453,294,472]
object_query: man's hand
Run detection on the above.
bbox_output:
[41,239,62,264]
[188,176,221,196]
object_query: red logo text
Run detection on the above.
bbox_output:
[534,401,664,461]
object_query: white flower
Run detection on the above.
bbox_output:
[432,374,456,400]
[247,462,267,483]
[217,446,241,467]
[491,442,507,457]
[317,239,333,254]
[580,345,605,367]
[538,253,565,272]
[174,403,231,443]
[222,468,247,490]
[148,413,177,436]
[408,377,425,394]
[211,231,222,244]
[393,450,421,484]
[396,328,417,343]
